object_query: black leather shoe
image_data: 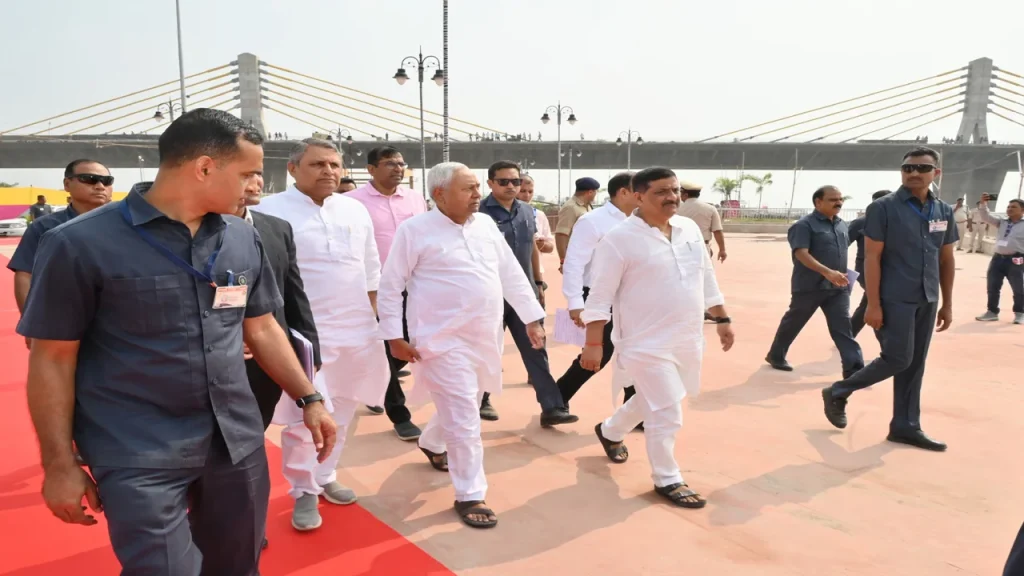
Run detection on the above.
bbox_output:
[887,430,947,452]
[480,401,499,421]
[765,355,793,372]
[541,408,579,428]
[822,387,847,429]
[366,405,384,415]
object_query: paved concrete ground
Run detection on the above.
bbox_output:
[276,233,1021,576]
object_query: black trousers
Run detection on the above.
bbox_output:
[245,360,282,431]
[850,278,869,337]
[556,287,636,404]
[1005,521,1024,576]
[91,434,269,575]
[987,254,1024,314]
[831,301,938,433]
[381,292,412,424]
[482,300,565,412]
[768,290,864,377]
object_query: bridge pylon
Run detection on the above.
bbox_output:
[956,57,993,144]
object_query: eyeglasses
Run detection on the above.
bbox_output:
[494,178,522,187]
[71,174,114,186]
[901,164,936,174]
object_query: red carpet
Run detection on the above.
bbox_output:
[0,256,453,576]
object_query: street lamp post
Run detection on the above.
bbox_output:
[540,103,578,203]
[153,98,185,122]
[334,127,355,173]
[615,128,643,170]
[394,48,444,199]
[561,146,582,190]
[520,158,536,174]
[174,0,187,114]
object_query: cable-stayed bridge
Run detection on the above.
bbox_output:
[1,54,1022,202]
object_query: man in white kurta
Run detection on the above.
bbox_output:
[581,167,735,509]
[556,172,637,407]
[379,162,545,528]
[252,139,389,531]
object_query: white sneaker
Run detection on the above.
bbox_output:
[291,493,322,531]
[975,311,998,322]
[320,481,357,505]
[1014,312,1023,325]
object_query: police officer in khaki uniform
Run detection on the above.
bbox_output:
[555,177,599,272]
[676,180,726,262]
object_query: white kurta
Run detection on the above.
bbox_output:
[582,214,725,411]
[252,186,387,405]
[378,209,545,402]
[562,201,629,310]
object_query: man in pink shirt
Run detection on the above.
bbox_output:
[347,147,427,441]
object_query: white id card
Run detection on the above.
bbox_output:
[212,285,248,309]
[929,220,948,233]
[997,239,1009,248]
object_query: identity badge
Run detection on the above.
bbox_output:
[929,220,948,233]
[212,285,249,309]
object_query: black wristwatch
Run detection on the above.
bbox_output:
[716,317,732,324]
[536,280,548,291]
[295,392,324,408]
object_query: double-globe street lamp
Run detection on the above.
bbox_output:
[330,128,363,172]
[153,98,185,122]
[394,48,445,199]
[540,103,578,203]
[616,129,643,170]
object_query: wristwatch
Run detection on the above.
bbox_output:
[535,280,548,291]
[295,392,324,408]
[716,317,732,324]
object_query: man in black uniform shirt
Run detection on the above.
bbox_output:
[847,190,891,337]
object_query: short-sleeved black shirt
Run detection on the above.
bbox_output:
[787,211,850,293]
[7,205,79,273]
[17,183,284,469]
[29,203,53,221]
[863,186,958,304]
[847,216,866,279]
[479,195,537,281]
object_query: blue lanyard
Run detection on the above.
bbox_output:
[119,201,224,287]
[1005,220,1017,238]
[906,198,934,222]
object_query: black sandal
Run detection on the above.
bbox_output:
[454,500,498,529]
[655,483,706,509]
[419,446,448,471]
[594,423,628,463]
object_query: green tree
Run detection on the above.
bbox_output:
[712,177,741,202]
[742,173,773,207]
[0,182,18,188]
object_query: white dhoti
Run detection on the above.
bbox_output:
[602,347,702,489]
[955,221,967,249]
[414,350,491,503]
[274,338,390,499]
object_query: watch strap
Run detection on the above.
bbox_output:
[295,392,324,408]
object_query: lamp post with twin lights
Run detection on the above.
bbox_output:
[394,48,445,198]
[540,103,578,203]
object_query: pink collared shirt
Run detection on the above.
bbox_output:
[346,182,427,267]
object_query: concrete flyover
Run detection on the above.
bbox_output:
[0,136,1019,202]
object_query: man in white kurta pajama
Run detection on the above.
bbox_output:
[252,139,390,531]
[581,167,735,509]
[379,162,546,529]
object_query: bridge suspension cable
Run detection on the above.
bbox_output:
[262,71,469,135]
[697,66,966,142]
[262,90,416,140]
[263,105,336,136]
[989,110,1024,130]
[58,78,234,136]
[838,101,963,143]
[101,81,236,135]
[262,62,507,135]
[748,78,964,142]
[138,95,239,134]
[263,81,427,135]
[805,92,965,142]
[0,64,231,135]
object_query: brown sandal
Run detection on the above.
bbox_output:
[655,483,706,509]
[594,423,629,463]
[419,447,448,471]
[454,500,498,528]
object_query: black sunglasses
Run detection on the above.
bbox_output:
[494,178,522,187]
[901,164,935,174]
[71,173,114,186]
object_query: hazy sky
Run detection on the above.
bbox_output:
[2,0,1024,208]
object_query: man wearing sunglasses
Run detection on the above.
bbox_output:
[478,160,578,427]
[9,159,114,342]
[973,195,1024,325]
[822,147,957,452]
